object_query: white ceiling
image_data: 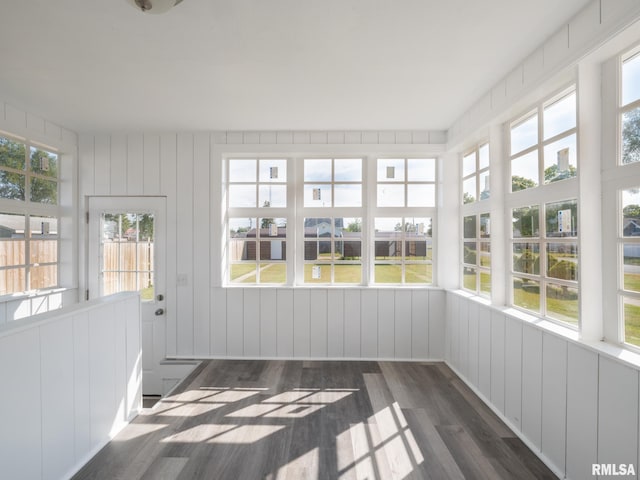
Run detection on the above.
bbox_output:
[0,0,592,133]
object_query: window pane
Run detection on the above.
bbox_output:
[375,241,401,259]
[480,213,491,238]
[463,215,476,239]
[480,242,491,268]
[462,177,476,204]
[513,277,540,312]
[463,242,477,265]
[513,243,540,274]
[0,137,25,170]
[547,243,578,280]
[334,184,362,207]
[0,267,25,295]
[478,170,490,200]
[407,158,435,181]
[339,217,362,237]
[546,284,578,325]
[375,218,402,234]
[406,263,432,284]
[462,152,476,177]
[304,264,330,283]
[337,241,361,260]
[229,217,255,237]
[511,113,538,155]
[622,106,640,165]
[29,264,57,290]
[463,266,476,290]
[623,188,640,236]
[377,159,404,182]
[511,150,539,191]
[374,264,402,283]
[231,239,255,261]
[334,159,361,181]
[30,240,58,264]
[229,159,256,182]
[480,271,491,295]
[0,213,25,267]
[512,205,540,238]
[258,263,286,283]
[377,184,404,207]
[404,240,428,260]
[260,241,286,260]
[623,244,640,292]
[30,177,57,204]
[624,296,640,347]
[334,264,361,284]
[30,147,58,178]
[258,184,286,208]
[405,217,431,237]
[229,185,256,207]
[408,184,434,207]
[544,92,576,140]
[622,52,640,106]
[230,264,256,283]
[544,134,577,184]
[546,199,578,238]
[0,171,25,200]
[304,217,332,237]
[304,159,332,182]
[258,217,287,238]
[478,144,490,169]
[258,159,286,183]
[304,184,332,207]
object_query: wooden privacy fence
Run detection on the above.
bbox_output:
[0,240,57,294]
[102,241,154,295]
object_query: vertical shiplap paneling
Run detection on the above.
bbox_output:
[490,311,505,413]
[243,289,260,357]
[327,289,345,357]
[126,134,144,195]
[394,290,412,359]
[504,319,523,429]
[72,312,91,464]
[276,289,294,357]
[361,289,378,358]
[377,289,395,358]
[143,134,161,195]
[260,289,277,357]
[0,329,41,480]
[160,133,178,356]
[293,290,310,357]
[521,325,543,450]
[449,295,460,369]
[78,135,95,198]
[541,333,567,475]
[429,290,445,359]
[467,300,480,387]
[458,298,469,378]
[598,356,639,471]
[211,287,227,356]
[566,344,598,480]
[109,134,127,196]
[309,289,328,358]
[411,290,429,359]
[344,289,361,357]
[193,133,211,356]
[226,289,244,356]
[176,133,194,355]
[112,301,128,431]
[89,304,116,447]
[125,297,141,418]
[93,135,111,195]
[477,305,492,399]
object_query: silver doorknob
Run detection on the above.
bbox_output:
[155,308,164,316]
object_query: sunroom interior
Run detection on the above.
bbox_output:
[2,0,640,479]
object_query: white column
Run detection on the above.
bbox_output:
[437,152,459,289]
[489,124,507,307]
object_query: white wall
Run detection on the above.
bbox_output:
[0,292,141,480]
[447,291,640,480]
[78,131,448,361]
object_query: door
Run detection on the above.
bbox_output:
[88,196,167,395]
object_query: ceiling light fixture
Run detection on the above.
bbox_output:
[126,0,184,14]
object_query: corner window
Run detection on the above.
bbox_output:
[621,51,640,165]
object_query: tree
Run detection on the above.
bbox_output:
[624,204,640,218]
[544,164,577,183]
[511,175,536,192]
[623,107,640,164]
[138,214,154,240]
[346,219,361,232]
[463,192,475,204]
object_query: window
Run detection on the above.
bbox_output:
[462,144,490,204]
[511,200,578,325]
[304,158,362,207]
[228,158,287,208]
[462,213,490,295]
[0,135,60,295]
[509,89,577,192]
[621,51,640,165]
[377,158,435,207]
[373,217,432,284]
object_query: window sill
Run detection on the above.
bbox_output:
[0,287,69,305]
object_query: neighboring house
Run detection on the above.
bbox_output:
[624,218,640,236]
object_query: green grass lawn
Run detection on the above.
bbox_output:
[304,264,362,283]
[625,301,640,347]
[140,285,154,301]
[512,279,578,325]
[624,272,640,292]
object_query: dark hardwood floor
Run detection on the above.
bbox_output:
[73,360,556,479]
